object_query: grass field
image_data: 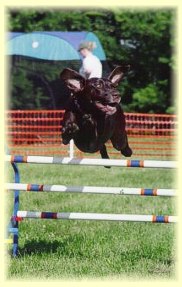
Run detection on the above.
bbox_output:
[6,161,177,280]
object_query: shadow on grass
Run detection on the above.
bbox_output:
[17,234,88,257]
[18,240,61,256]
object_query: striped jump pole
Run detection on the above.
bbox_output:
[15,211,177,223]
[6,155,177,169]
[6,183,176,197]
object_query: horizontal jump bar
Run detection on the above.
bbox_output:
[16,211,177,223]
[6,183,176,197]
[5,155,177,168]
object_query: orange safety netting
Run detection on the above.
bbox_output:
[5,110,177,159]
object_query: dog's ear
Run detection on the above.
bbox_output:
[108,65,130,87]
[60,68,85,92]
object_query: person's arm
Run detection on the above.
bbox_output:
[82,58,92,78]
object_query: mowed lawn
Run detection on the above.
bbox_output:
[6,161,177,280]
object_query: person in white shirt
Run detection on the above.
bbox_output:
[78,41,102,79]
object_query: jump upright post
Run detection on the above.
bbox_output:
[5,155,177,257]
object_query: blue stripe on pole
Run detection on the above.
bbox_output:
[131,160,141,167]
[14,155,24,163]
[143,189,154,196]
[30,184,41,191]
[155,216,167,223]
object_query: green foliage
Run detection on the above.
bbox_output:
[9,60,53,109]
[7,8,176,113]
[130,84,167,113]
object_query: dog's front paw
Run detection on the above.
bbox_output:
[67,122,79,133]
[82,114,95,126]
[62,122,79,144]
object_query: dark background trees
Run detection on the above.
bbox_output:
[7,8,176,113]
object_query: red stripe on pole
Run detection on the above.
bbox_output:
[153,189,157,196]
[27,184,31,191]
[139,161,144,167]
[152,215,156,222]
[141,189,145,195]
[39,185,44,191]
[127,160,131,167]
[164,216,169,223]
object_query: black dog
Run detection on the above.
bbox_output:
[60,66,132,160]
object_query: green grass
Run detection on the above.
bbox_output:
[6,163,177,280]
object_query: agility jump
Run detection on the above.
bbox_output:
[5,155,177,257]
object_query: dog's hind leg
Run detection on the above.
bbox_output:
[110,108,132,157]
[120,132,133,157]
[100,145,111,168]
[111,130,132,157]
[100,144,109,159]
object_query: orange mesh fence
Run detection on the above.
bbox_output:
[5,110,177,159]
